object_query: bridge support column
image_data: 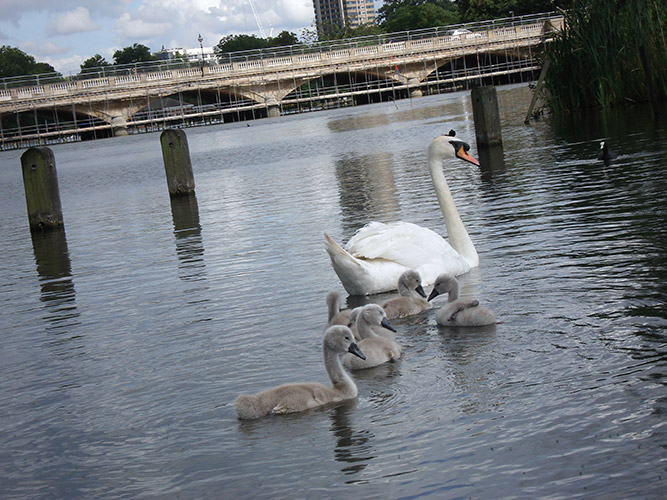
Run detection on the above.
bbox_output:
[111,115,129,137]
[408,78,423,98]
[266,97,281,118]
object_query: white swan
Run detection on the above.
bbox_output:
[342,304,401,370]
[234,326,365,420]
[382,269,431,319]
[427,273,496,326]
[324,134,480,296]
[325,290,352,328]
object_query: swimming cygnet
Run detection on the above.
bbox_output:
[347,306,396,342]
[427,273,496,326]
[382,269,431,319]
[234,326,365,420]
[342,304,401,370]
[325,290,352,328]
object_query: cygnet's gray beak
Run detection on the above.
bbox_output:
[381,318,397,332]
[416,284,427,298]
[348,342,365,360]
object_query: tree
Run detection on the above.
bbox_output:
[113,43,156,65]
[268,30,299,47]
[0,45,59,78]
[378,0,458,26]
[455,0,575,22]
[81,54,110,70]
[317,21,384,41]
[382,3,460,32]
[215,34,268,55]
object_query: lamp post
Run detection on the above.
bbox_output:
[198,34,204,65]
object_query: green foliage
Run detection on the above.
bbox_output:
[80,54,110,73]
[268,31,300,47]
[317,21,384,41]
[382,3,460,32]
[0,45,59,78]
[113,43,156,65]
[215,34,268,54]
[455,0,574,22]
[544,0,667,111]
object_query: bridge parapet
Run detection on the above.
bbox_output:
[0,14,562,108]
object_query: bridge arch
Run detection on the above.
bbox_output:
[1,14,563,148]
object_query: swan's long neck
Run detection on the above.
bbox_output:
[397,279,410,297]
[326,291,342,322]
[447,280,460,302]
[324,348,357,395]
[356,316,377,340]
[428,156,479,267]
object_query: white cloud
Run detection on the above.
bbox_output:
[113,12,172,40]
[21,39,69,56]
[45,7,100,36]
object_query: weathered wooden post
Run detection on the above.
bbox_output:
[21,147,64,231]
[524,59,550,124]
[160,129,195,196]
[471,86,503,147]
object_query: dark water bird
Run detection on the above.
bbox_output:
[427,273,496,327]
[234,326,365,420]
[597,141,617,163]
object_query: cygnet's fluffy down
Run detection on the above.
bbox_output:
[427,273,496,327]
[234,326,365,420]
[382,269,431,319]
[325,290,352,328]
[342,304,401,370]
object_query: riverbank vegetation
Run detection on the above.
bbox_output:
[544,0,667,111]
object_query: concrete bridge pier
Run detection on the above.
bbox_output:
[111,115,129,137]
[266,97,281,118]
[408,78,423,98]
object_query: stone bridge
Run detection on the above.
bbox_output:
[0,14,562,144]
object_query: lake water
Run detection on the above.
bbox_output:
[1,85,665,499]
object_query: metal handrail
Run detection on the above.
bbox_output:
[1,12,561,91]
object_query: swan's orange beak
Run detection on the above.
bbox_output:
[456,145,480,166]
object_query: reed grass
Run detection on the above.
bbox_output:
[544,0,667,112]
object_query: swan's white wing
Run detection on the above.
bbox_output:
[325,231,410,295]
[345,221,470,285]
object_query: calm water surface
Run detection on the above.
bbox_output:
[1,86,665,499]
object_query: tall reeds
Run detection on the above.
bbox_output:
[544,0,667,112]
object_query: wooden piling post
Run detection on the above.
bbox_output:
[21,147,64,231]
[524,59,550,124]
[160,129,195,196]
[471,86,503,147]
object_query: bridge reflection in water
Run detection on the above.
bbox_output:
[0,13,562,149]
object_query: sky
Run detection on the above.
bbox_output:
[0,0,355,76]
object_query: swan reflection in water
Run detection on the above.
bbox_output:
[328,399,376,477]
[334,152,400,238]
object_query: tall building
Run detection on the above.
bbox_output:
[313,0,376,35]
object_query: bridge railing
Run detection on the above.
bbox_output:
[0,55,543,144]
[1,12,562,97]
